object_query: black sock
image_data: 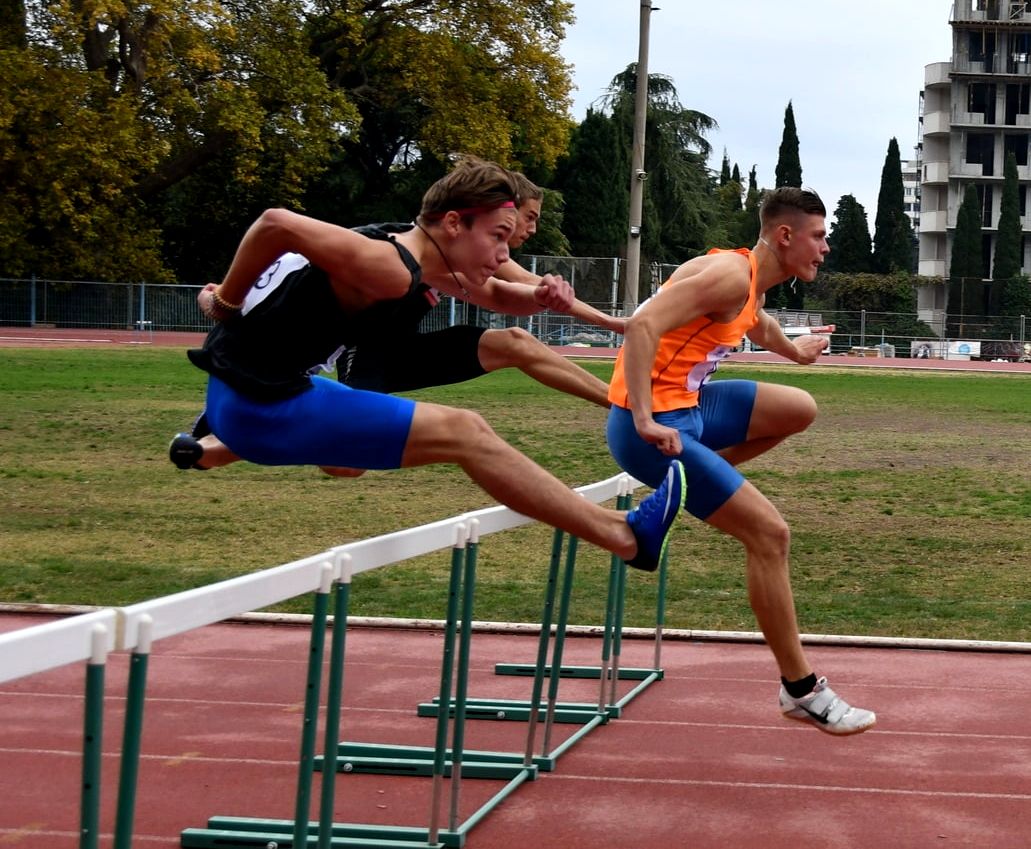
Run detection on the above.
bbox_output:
[782,672,818,699]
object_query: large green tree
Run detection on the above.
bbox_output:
[553,108,628,257]
[601,64,721,263]
[825,194,873,273]
[872,137,915,273]
[774,101,802,188]
[301,0,575,227]
[556,64,721,277]
[3,0,576,281]
[4,0,354,280]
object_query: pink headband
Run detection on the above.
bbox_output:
[424,200,515,220]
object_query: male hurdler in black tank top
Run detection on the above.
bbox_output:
[338,224,489,395]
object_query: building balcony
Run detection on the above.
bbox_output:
[922,111,952,135]
[924,61,952,86]
[920,210,949,233]
[952,110,986,126]
[922,161,950,184]
[918,259,947,278]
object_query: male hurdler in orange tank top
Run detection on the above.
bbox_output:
[602,186,876,736]
[607,248,760,413]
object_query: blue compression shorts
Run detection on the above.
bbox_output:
[204,374,415,469]
[605,379,757,521]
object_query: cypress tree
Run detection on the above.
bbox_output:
[994,153,1031,315]
[775,101,802,188]
[873,137,915,273]
[950,183,986,318]
[739,166,761,247]
[719,150,731,185]
[992,151,1022,281]
[825,194,872,273]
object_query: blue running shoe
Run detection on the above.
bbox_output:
[625,460,685,572]
[168,432,206,470]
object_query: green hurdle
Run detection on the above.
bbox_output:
[79,624,109,849]
[421,482,667,745]
[172,472,667,848]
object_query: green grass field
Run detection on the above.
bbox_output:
[1,347,1028,640]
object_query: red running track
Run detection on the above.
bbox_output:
[1,611,1029,848]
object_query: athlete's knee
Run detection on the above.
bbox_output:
[796,390,818,428]
[780,387,818,434]
[438,406,499,450]
[482,326,539,367]
[717,490,790,559]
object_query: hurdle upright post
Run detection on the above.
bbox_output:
[113,614,153,849]
[317,554,352,849]
[291,561,335,848]
[598,484,632,713]
[79,624,108,849]
[654,548,670,670]
[522,528,565,768]
[540,534,579,757]
[428,522,468,845]
[448,518,480,832]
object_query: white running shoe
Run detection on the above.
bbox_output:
[779,676,876,736]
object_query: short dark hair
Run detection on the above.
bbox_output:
[510,171,544,206]
[759,187,826,229]
[418,157,517,223]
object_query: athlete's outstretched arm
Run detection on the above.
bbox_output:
[198,209,406,320]
[747,311,827,364]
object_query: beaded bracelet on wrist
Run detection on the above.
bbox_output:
[211,289,243,313]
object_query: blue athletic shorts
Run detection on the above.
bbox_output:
[605,379,757,520]
[204,374,416,469]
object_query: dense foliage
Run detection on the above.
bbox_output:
[2,0,575,281]
[0,7,934,319]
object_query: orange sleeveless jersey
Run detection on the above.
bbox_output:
[607,248,760,412]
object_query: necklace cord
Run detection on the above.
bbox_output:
[415,221,469,296]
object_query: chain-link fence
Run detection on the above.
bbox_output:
[2,269,1027,360]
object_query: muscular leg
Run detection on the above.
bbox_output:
[703,480,811,681]
[401,401,637,558]
[191,435,365,478]
[477,327,611,408]
[718,382,817,466]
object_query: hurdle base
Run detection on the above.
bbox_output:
[322,741,549,774]
[417,695,612,724]
[493,663,663,681]
[182,817,454,848]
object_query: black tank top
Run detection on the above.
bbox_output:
[187,224,435,400]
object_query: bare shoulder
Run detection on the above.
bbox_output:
[334,232,416,299]
[664,250,750,303]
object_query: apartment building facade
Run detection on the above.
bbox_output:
[917,0,1031,323]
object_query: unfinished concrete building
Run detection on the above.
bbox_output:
[917,0,1031,324]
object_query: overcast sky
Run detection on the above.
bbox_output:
[559,0,956,232]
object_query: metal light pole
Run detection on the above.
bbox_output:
[623,0,653,316]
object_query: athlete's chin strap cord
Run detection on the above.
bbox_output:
[416,221,469,297]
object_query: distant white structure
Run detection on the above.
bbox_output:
[917,0,1031,325]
